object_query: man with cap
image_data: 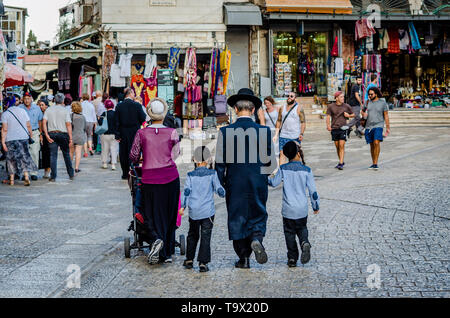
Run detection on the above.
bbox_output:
[215,88,277,268]
[19,92,43,180]
[326,91,355,170]
[114,88,147,180]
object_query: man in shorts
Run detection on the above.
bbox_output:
[347,76,364,138]
[326,91,355,170]
[361,87,390,170]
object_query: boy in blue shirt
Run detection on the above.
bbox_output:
[179,146,225,272]
[269,141,320,267]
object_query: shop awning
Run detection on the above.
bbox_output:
[3,63,34,88]
[52,30,100,50]
[265,0,353,15]
[224,3,262,26]
[50,49,102,60]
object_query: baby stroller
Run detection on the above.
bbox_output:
[124,164,185,258]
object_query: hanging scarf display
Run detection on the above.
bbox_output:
[220,46,231,95]
[168,47,181,70]
[408,22,421,51]
[102,44,116,81]
[131,74,146,102]
[387,29,400,54]
[208,48,220,98]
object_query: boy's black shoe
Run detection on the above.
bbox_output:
[199,263,209,272]
[251,240,268,264]
[183,260,193,269]
[287,259,297,267]
[234,258,250,269]
[300,242,311,264]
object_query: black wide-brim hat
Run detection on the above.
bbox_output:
[227,88,262,109]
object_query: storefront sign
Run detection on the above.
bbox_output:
[279,55,288,63]
[157,69,175,112]
[150,0,176,6]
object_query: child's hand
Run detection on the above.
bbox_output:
[178,208,184,216]
[313,210,320,215]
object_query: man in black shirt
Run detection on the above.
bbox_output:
[114,88,147,179]
[347,76,364,138]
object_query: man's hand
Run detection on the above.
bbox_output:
[384,128,390,137]
[39,135,43,145]
[178,208,185,216]
[2,143,8,152]
[46,135,54,143]
[313,210,320,215]
[343,112,350,119]
[69,139,73,146]
[298,134,304,142]
[327,126,332,132]
[116,138,121,143]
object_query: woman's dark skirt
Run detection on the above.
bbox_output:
[142,177,180,261]
[6,139,38,176]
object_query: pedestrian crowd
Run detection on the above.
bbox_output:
[1,80,390,273]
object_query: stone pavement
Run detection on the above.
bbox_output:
[0,126,449,298]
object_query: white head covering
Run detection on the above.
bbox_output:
[147,97,168,121]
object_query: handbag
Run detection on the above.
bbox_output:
[7,110,34,144]
[95,112,109,135]
[214,95,227,114]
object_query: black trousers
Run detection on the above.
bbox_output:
[142,178,180,261]
[118,128,138,178]
[283,217,309,261]
[232,232,264,260]
[186,216,214,264]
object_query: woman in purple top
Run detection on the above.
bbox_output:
[129,98,180,265]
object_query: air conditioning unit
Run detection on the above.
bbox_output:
[81,4,93,25]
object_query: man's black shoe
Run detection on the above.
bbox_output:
[49,178,56,182]
[30,175,38,181]
[234,258,250,269]
[251,240,268,264]
[183,260,193,269]
[288,259,297,267]
[300,242,311,264]
[199,263,209,272]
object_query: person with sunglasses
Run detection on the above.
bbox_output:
[274,92,306,165]
[326,91,355,170]
[361,87,390,170]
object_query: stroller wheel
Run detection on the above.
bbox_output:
[179,234,186,256]
[124,237,131,258]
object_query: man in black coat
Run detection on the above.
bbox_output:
[215,88,277,268]
[114,88,147,179]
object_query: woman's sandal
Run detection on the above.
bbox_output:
[24,179,30,186]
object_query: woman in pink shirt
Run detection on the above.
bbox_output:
[129,98,180,265]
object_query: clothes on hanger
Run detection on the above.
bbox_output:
[110,64,125,87]
[355,19,376,41]
[144,53,157,79]
[408,22,421,51]
[131,74,146,102]
[399,29,410,51]
[168,48,181,70]
[119,53,133,78]
[387,29,400,54]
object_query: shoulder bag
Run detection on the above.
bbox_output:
[95,112,109,135]
[7,110,34,144]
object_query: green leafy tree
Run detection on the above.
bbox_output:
[26,30,37,49]
[56,17,72,43]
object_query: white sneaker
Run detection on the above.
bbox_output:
[102,163,107,169]
[164,258,172,264]
[111,164,116,170]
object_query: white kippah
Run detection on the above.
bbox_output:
[150,100,165,114]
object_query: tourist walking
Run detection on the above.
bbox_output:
[179,146,226,273]
[273,92,306,165]
[99,100,119,170]
[81,93,97,157]
[129,98,180,264]
[70,101,87,173]
[257,96,280,156]
[364,74,378,104]
[215,88,277,269]
[1,102,37,186]
[326,91,355,170]
[268,141,319,267]
[361,87,390,170]
[347,76,364,138]
[37,99,51,178]
[115,88,147,180]
[92,90,106,153]
[19,92,43,180]
[42,93,75,181]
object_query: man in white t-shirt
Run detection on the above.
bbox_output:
[81,93,97,156]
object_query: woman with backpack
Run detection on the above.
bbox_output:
[98,100,119,170]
